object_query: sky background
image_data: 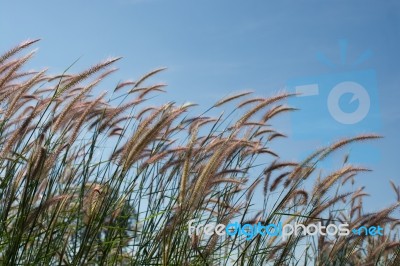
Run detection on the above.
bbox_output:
[1,0,399,211]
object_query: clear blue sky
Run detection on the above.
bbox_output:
[1,0,399,211]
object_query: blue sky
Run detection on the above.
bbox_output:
[1,0,399,211]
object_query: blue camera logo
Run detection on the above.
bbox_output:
[287,40,381,163]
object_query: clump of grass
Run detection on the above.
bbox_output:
[0,40,399,265]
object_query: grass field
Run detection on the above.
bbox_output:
[0,40,399,265]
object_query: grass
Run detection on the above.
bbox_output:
[0,40,399,265]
